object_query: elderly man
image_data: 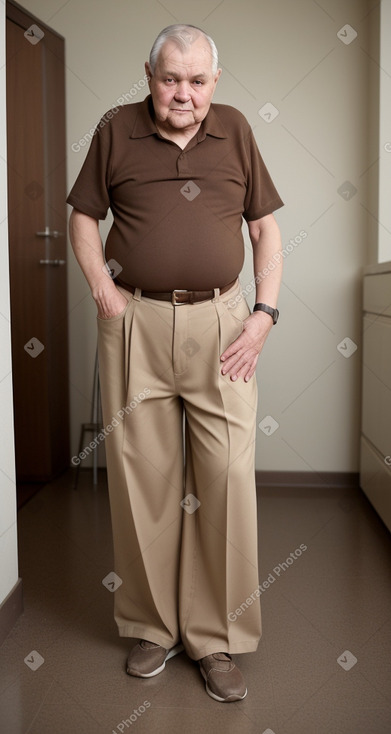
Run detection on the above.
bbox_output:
[67,24,283,703]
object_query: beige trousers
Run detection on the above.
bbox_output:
[97,279,262,660]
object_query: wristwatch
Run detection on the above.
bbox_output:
[253,302,279,325]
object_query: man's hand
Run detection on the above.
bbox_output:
[94,284,129,319]
[220,311,273,382]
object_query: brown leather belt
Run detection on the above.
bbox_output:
[115,278,237,305]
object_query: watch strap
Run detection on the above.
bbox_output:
[253,302,279,324]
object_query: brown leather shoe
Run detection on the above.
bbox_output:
[126,639,183,678]
[199,652,247,702]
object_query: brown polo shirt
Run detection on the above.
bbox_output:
[66,95,283,290]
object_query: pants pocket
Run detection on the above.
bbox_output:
[96,287,132,323]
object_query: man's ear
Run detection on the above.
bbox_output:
[145,61,152,86]
[214,68,222,85]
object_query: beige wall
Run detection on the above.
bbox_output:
[0,5,18,604]
[378,0,391,263]
[15,0,381,475]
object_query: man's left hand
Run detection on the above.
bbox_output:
[220,311,274,382]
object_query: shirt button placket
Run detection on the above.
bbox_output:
[177,152,190,176]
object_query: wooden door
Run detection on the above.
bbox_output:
[6,1,69,482]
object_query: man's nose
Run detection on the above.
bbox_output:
[174,81,191,102]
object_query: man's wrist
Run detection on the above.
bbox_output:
[91,274,117,301]
[253,302,279,325]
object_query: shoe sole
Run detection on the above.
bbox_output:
[199,665,247,702]
[127,642,184,678]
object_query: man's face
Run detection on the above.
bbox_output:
[145,36,221,133]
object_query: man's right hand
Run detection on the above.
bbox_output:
[94,284,129,320]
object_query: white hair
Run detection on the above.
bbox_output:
[149,24,219,75]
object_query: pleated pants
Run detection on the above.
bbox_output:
[97,279,262,660]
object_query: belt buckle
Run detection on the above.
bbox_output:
[172,289,188,305]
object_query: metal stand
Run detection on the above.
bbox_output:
[73,348,103,489]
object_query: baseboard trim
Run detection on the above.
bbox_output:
[256,470,360,491]
[0,578,23,646]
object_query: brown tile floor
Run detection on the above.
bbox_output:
[1,469,391,733]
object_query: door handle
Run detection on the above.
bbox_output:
[36,227,64,238]
[39,259,66,266]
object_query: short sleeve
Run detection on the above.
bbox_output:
[66,118,112,220]
[243,128,284,221]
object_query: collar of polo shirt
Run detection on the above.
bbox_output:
[129,95,228,143]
